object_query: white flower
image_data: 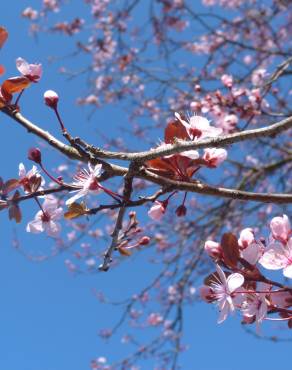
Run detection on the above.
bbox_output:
[259,238,292,278]
[211,264,244,323]
[66,163,103,205]
[26,196,63,237]
[175,112,222,140]
[18,162,45,193]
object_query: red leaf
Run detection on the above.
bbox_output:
[221,233,240,268]
[164,119,189,144]
[9,204,22,223]
[1,76,31,95]
[3,179,20,194]
[0,64,5,76]
[0,27,8,49]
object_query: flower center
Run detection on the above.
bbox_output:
[41,212,51,222]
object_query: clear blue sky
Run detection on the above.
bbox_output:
[0,2,291,370]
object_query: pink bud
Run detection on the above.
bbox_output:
[270,214,291,243]
[204,240,222,259]
[175,204,187,217]
[238,228,255,249]
[44,90,59,109]
[28,147,42,164]
[194,84,201,92]
[139,236,151,245]
[200,286,215,303]
[221,74,233,88]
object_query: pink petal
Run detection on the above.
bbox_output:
[283,264,292,279]
[259,243,287,270]
[226,273,244,293]
[26,218,44,233]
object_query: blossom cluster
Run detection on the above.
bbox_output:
[148,112,227,220]
[201,215,292,328]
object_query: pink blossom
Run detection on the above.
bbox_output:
[251,68,267,86]
[22,7,38,20]
[240,242,263,265]
[238,228,255,249]
[204,240,222,259]
[210,264,244,323]
[148,201,167,221]
[18,162,45,193]
[238,228,263,265]
[241,291,268,327]
[175,112,222,140]
[259,238,292,278]
[147,313,163,326]
[16,57,42,82]
[26,196,63,237]
[270,214,291,243]
[66,163,103,205]
[221,74,233,88]
[203,148,227,167]
[222,114,238,132]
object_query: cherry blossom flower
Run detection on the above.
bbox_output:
[251,68,267,87]
[22,7,38,20]
[259,238,292,278]
[16,57,42,82]
[222,114,238,132]
[269,214,291,243]
[148,201,167,220]
[18,162,45,193]
[241,291,268,327]
[147,313,163,326]
[26,196,63,237]
[66,163,103,205]
[210,264,244,323]
[203,148,227,168]
[221,74,233,88]
[240,241,263,265]
[238,228,263,265]
[175,112,222,140]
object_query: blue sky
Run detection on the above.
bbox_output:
[0,1,291,370]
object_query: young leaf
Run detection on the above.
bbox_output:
[0,27,8,49]
[64,202,88,219]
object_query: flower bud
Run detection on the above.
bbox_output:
[28,147,42,164]
[204,240,222,259]
[175,204,187,217]
[139,236,150,245]
[44,90,59,109]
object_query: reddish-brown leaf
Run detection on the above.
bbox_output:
[221,233,240,268]
[146,158,176,176]
[9,204,22,223]
[0,64,5,76]
[1,76,31,95]
[164,119,189,144]
[118,247,132,256]
[3,178,20,194]
[64,202,88,219]
[0,27,8,49]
